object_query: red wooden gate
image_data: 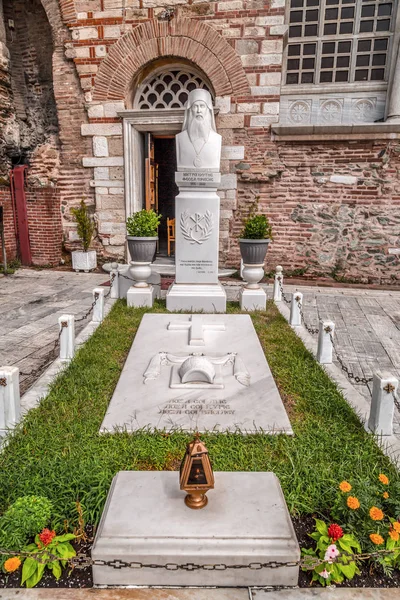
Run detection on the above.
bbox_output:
[10,165,32,265]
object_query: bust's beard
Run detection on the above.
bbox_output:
[187,115,211,145]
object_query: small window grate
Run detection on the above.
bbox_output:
[135,69,211,110]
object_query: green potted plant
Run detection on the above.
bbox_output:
[70,200,96,272]
[126,209,161,263]
[239,214,273,265]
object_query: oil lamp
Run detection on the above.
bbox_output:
[179,435,214,509]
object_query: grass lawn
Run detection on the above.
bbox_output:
[0,299,397,530]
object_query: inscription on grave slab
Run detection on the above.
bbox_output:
[100,314,293,434]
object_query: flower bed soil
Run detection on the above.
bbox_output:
[1,520,400,589]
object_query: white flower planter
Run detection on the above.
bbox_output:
[72,250,97,273]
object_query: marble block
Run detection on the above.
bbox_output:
[126,286,154,308]
[166,282,227,313]
[240,287,267,311]
[100,314,292,434]
[92,471,300,587]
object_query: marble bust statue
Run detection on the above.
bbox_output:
[176,89,222,172]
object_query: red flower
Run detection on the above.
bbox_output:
[328,523,344,542]
[38,528,56,546]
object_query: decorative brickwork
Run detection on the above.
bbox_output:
[93,18,250,102]
[0,187,17,263]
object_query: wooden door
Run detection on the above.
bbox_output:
[145,133,158,212]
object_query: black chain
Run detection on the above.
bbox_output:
[1,546,396,572]
[19,326,64,378]
[104,272,116,298]
[294,294,319,336]
[277,277,291,306]
[390,388,400,413]
[329,333,373,387]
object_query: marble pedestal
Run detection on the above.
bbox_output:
[166,282,227,312]
[126,285,154,308]
[92,471,300,587]
[166,171,227,313]
[240,287,267,311]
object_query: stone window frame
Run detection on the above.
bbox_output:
[282,0,398,95]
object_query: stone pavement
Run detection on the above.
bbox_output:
[0,587,396,599]
[0,269,109,393]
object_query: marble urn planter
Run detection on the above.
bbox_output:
[71,250,97,273]
[239,238,270,265]
[127,236,158,263]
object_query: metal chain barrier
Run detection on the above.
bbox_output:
[0,546,398,572]
[277,276,291,306]
[329,333,373,388]
[294,294,319,336]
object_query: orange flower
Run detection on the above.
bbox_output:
[393,522,400,533]
[383,492,389,499]
[339,481,352,493]
[347,496,360,510]
[4,557,21,573]
[379,474,389,485]
[389,529,399,542]
[369,506,384,521]
[370,533,384,545]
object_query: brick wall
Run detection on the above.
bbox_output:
[0,185,62,266]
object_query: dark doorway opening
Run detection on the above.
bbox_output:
[154,136,177,256]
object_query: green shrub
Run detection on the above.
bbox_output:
[240,214,273,240]
[126,209,162,237]
[0,496,53,551]
[71,200,95,252]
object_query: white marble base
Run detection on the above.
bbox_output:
[126,285,154,308]
[166,283,227,313]
[100,313,292,434]
[92,471,300,587]
[240,287,267,311]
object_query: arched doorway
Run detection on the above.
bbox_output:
[124,60,214,256]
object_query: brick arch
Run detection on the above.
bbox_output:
[93,18,250,101]
[40,0,74,45]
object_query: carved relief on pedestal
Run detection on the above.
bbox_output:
[180,210,214,245]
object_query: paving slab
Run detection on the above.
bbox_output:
[0,591,249,600]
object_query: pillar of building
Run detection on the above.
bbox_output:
[386,40,400,122]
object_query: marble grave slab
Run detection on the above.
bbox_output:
[100,314,293,434]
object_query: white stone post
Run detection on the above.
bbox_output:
[366,373,398,436]
[110,263,120,299]
[0,366,20,432]
[59,315,75,361]
[273,266,283,302]
[317,321,335,364]
[92,288,105,323]
[289,292,303,327]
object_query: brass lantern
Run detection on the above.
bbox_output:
[180,436,214,509]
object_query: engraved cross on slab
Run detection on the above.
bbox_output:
[167,315,226,346]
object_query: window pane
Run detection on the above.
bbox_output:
[324,23,337,35]
[320,71,333,82]
[371,69,385,80]
[304,43,317,55]
[341,6,354,19]
[305,23,318,35]
[325,7,338,19]
[340,21,353,34]
[306,0,319,5]
[378,4,392,16]
[287,59,300,70]
[322,42,335,54]
[301,72,314,83]
[335,71,348,82]
[377,19,391,31]
[338,41,351,53]
[290,10,303,22]
[356,54,370,67]
[291,0,303,6]
[288,45,301,56]
[355,69,368,81]
[303,57,315,69]
[361,5,375,17]
[359,20,374,32]
[306,9,318,20]
[336,55,350,68]
[358,39,371,52]
[289,25,302,37]
[321,56,334,68]
[374,38,388,51]
[372,54,386,66]
[286,73,299,84]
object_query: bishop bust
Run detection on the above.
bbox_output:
[176,89,222,172]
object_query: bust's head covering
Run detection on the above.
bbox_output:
[182,88,216,132]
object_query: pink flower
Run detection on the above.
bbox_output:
[324,544,339,563]
[320,568,331,579]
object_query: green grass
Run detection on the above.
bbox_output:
[0,300,397,529]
